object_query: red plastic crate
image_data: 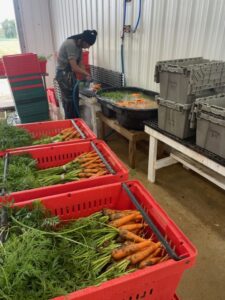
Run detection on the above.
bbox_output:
[47,88,59,106]
[13,180,196,300]
[0,58,6,76]
[1,140,128,203]
[76,50,90,80]
[83,51,89,65]
[3,53,40,76]
[6,119,96,152]
[39,59,47,73]
[76,65,90,80]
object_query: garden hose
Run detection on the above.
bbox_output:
[72,79,80,118]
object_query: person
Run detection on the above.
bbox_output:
[55,30,97,119]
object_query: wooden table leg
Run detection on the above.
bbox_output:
[98,118,103,139]
[148,135,158,182]
[129,139,136,169]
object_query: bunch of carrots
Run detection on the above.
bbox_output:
[33,127,81,145]
[37,151,108,186]
[103,208,169,269]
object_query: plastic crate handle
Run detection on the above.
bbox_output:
[122,183,181,261]
[71,119,86,139]
[1,153,9,196]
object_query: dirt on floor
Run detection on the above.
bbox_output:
[105,132,225,300]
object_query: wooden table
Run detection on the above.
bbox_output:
[145,125,225,190]
[97,112,149,168]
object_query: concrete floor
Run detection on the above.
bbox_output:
[106,133,225,300]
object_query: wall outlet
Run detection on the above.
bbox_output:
[123,25,131,33]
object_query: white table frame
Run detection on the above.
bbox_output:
[145,125,225,190]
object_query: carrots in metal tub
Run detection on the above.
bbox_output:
[112,240,152,260]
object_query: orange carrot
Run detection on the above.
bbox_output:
[103,209,138,217]
[90,170,107,178]
[119,229,146,243]
[83,168,100,173]
[109,212,142,228]
[102,208,118,216]
[160,254,169,262]
[81,158,101,167]
[129,242,161,264]
[78,173,89,178]
[109,211,136,221]
[119,223,148,231]
[112,240,152,260]
[83,164,103,169]
[148,247,161,259]
[139,256,162,268]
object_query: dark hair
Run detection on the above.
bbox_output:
[68,30,97,45]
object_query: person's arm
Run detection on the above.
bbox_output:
[69,58,89,76]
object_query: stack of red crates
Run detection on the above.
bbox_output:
[2,53,49,123]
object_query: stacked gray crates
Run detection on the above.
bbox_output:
[195,93,225,159]
[154,57,225,139]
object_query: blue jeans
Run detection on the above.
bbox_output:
[55,69,79,118]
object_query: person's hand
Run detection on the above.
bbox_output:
[85,74,91,81]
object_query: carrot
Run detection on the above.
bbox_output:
[83,164,103,169]
[79,159,100,165]
[102,208,118,216]
[80,173,97,178]
[78,173,89,178]
[129,242,161,265]
[139,256,162,268]
[147,247,162,259]
[90,170,107,178]
[160,254,169,262]
[109,212,142,228]
[112,240,152,260]
[119,223,148,231]
[103,209,138,217]
[109,211,136,221]
[83,168,100,173]
[119,229,146,243]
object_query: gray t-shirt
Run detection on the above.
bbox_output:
[57,39,82,70]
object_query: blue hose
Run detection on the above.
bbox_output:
[72,79,80,118]
[133,0,142,33]
[121,0,127,82]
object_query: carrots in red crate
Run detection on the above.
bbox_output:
[33,127,82,145]
[104,208,170,269]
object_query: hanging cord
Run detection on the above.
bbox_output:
[132,0,142,33]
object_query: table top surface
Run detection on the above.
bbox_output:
[145,119,225,167]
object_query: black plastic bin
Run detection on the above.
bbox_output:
[96,87,158,130]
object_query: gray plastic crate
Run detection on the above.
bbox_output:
[157,97,195,139]
[155,57,225,104]
[196,94,225,158]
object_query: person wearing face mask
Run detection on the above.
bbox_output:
[55,29,97,118]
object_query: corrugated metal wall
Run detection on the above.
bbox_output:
[49,0,225,91]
